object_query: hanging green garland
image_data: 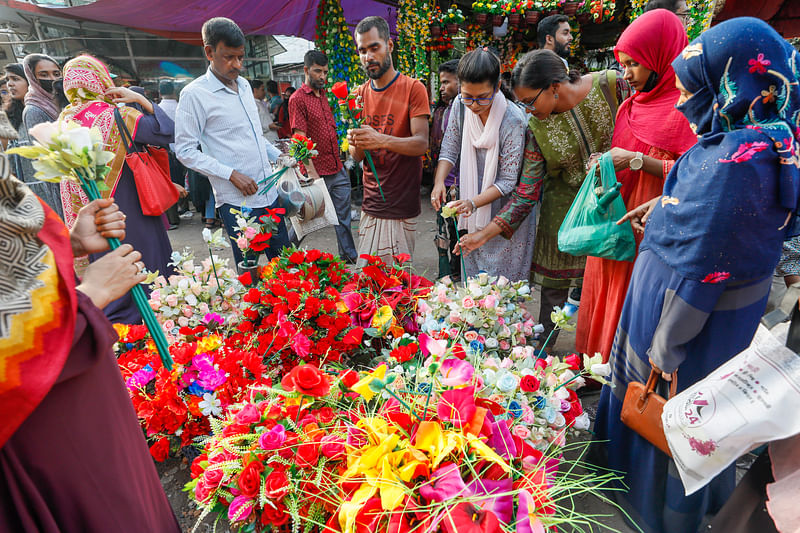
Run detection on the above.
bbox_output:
[314,0,364,148]
[396,0,432,82]
[628,0,714,39]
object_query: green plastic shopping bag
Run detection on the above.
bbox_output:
[557,152,636,261]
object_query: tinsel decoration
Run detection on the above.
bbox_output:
[314,0,364,147]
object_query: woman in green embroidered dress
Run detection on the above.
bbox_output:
[458,50,630,345]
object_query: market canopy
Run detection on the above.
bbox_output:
[5,0,398,42]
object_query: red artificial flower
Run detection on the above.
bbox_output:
[520,374,540,393]
[331,81,349,100]
[190,454,207,478]
[564,353,581,371]
[237,459,265,498]
[260,500,290,526]
[296,441,320,468]
[149,437,170,462]
[250,232,272,252]
[237,271,252,286]
[264,469,290,499]
[289,251,306,264]
[281,364,331,397]
[442,502,502,533]
[340,369,359,388]
[342,327,364,345]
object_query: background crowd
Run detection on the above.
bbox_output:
[1,1,799,532]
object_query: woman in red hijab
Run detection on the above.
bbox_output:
[575,9,697,362]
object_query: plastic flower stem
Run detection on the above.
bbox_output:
[384,388,422,422]
[554,371,584,392]
[538,327,557,359]
[74,169,173,370]
[206,245,221,288]
[451,217,468,286]
[344,106,385,202]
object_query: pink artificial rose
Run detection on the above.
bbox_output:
[198,302,210,315]
[258,424,286,450]
[149,299,161,311]
[182,307,194,318]
[464,330,478,342]
[244,226,257,240]
[499,341,510,351]
[489,394,505,404]
[461,296,476,309]
[234,403,261,425]
[512,425,531,440]
[204,466,224,487]
[499,358,513,369]
[227,494,255,523]
[162,319,175,331]
[177,316,190,327]
[448,310,461,323]
[449,328,460,338]
[194,480,212,503]
[320,435,346,461]
[165,294,179,307]
[236,237,248,250]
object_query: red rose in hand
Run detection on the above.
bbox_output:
[331,81,349,100]
[564,353,581,371]
[237,460,265,499]
[296,441,320,468]
[520,375,540,393]
[149,437,170,462]
[281,364,331,397]
[264,469,289,499]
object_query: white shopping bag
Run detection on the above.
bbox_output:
[662,322,800,495]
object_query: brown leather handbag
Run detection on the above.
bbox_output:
[620,367,677,457]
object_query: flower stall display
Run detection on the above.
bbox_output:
[114,323,269,461]
[314,0,364,144]
[148,248,243,338]
[186,359,625,533]
[185,365,361,531]
[587,0,615,23]
[396,0,432,82]
[239,248,365,373]
[418,273,541,360]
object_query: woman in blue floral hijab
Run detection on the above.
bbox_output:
[593,18,800,533]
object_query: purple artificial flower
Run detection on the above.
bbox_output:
[467,477,514,524]
[202,312,225,327]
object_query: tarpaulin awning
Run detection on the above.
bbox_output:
[9,0,398,42]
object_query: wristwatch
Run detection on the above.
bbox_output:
[629,152,644,171]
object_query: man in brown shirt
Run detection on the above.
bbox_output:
[347,16,430,266]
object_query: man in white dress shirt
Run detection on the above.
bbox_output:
[249,78,279,143]
[175,17,290,265]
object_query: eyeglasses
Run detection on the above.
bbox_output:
[520,88,546,112]
[457,92,496,107]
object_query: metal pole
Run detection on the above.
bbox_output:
[124,31,138,77]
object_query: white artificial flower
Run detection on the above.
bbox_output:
[573,412,591,431]
[199,392,222,417]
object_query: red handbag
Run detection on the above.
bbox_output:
[114,108,178,216]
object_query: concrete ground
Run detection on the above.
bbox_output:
[158,195,637,532]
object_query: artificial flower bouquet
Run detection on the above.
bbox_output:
[289,133,318,164]
[148,248,243,338]
[239,248,365,373]
[9,120,173,368]
[186,358,624,533]
[230,207,284,269]
[115,323,270,461]
[330,81,385,201]
[340,253,433,343]
[185,364,363,531]
[418,273,541,360]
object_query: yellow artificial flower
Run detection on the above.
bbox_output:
[197,334,223,353]
[113,323,130,339]
[371,304,394,331]
[350,365,387,401]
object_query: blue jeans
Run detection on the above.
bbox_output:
[205,189,216,220]
[321,168,357,261]
[219,199,291,266]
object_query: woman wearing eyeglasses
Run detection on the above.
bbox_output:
[458,49,630,345]
[431,48,534,282]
